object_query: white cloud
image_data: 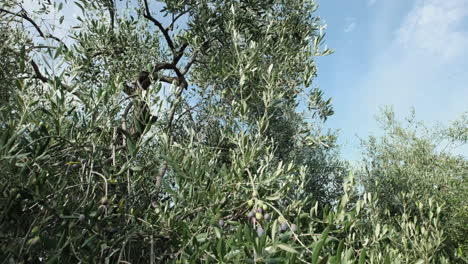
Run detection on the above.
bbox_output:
[344,22,356,32]
[344,17,357,33]
[327,0,468,161]
[368,0,377,6]
[396,0,468,62]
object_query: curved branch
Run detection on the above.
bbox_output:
[159,75,178,85]
[30,59,48,83]
[30,59,82,99]
[152,63,187,88]
[0,8,68,49]
[143,0,175,52]
[182,54,197,75]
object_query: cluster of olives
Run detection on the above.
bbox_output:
[246,199,271,237]
[246,199,270,223]
[279,221,297,233]
[245,199,299,237]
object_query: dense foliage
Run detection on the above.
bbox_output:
[0,0,466,263]
[360,107,468,262]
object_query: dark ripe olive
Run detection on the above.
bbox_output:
[264,213,271,221]
[218,219,225,227]
[248,210,255,218]
[256,226,264,237]
[79,214,86,223]
[251,217,257,225]
[280,222,288,232]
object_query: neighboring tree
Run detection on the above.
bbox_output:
[360,107,468,262]
[292,132,348,209]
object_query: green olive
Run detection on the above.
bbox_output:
[27,236,40,246]
[255,212,263,220]
[31,226,40,234]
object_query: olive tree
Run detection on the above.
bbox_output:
[360,107,468,262]
[1,0,337,262]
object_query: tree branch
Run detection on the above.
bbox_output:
[158,75,178,85]
[154,163,167,198]
[173,43,188,65]
[182,55,197,75]
[174,103,196,126]
[152,63,188,88]
[0,8,67,49]
[143,0,175,52]
[30,59,48,83]
[167,9,190,32]
[105,0,115,31]
[30,59,82,99]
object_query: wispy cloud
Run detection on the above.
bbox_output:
[344,17,356,33]
[368,0,377,6]
[328,0,468,160]
[396,0,468,62]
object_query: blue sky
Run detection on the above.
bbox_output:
[314,0,468,161]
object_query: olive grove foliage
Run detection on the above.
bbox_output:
[360,107,468,262]
[0,0,461,263]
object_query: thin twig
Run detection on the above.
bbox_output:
[0,8,67,49]
[167,9,190,31]
[112,127,117,166]
[154,163,167,196]
[91,171,108,198]
[30,59,82,99]
[122,101,134,147]
[182,54,197,75]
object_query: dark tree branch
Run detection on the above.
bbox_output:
[167,9,190,32]
[32,45,57,50]
[135,2,194,198]
[182,55,197,75]
[30,59,49,83]
[2,7,79,99]
[174,103,196,126]
[143,0,175,52]
[180,39,211,75]
[173,43,188,65]
[142,1,190,65]
[0,8,68,49]
[152,63,188,88]
[105,0,115,31]
[158,75,178,84]
[30,59,81,99]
